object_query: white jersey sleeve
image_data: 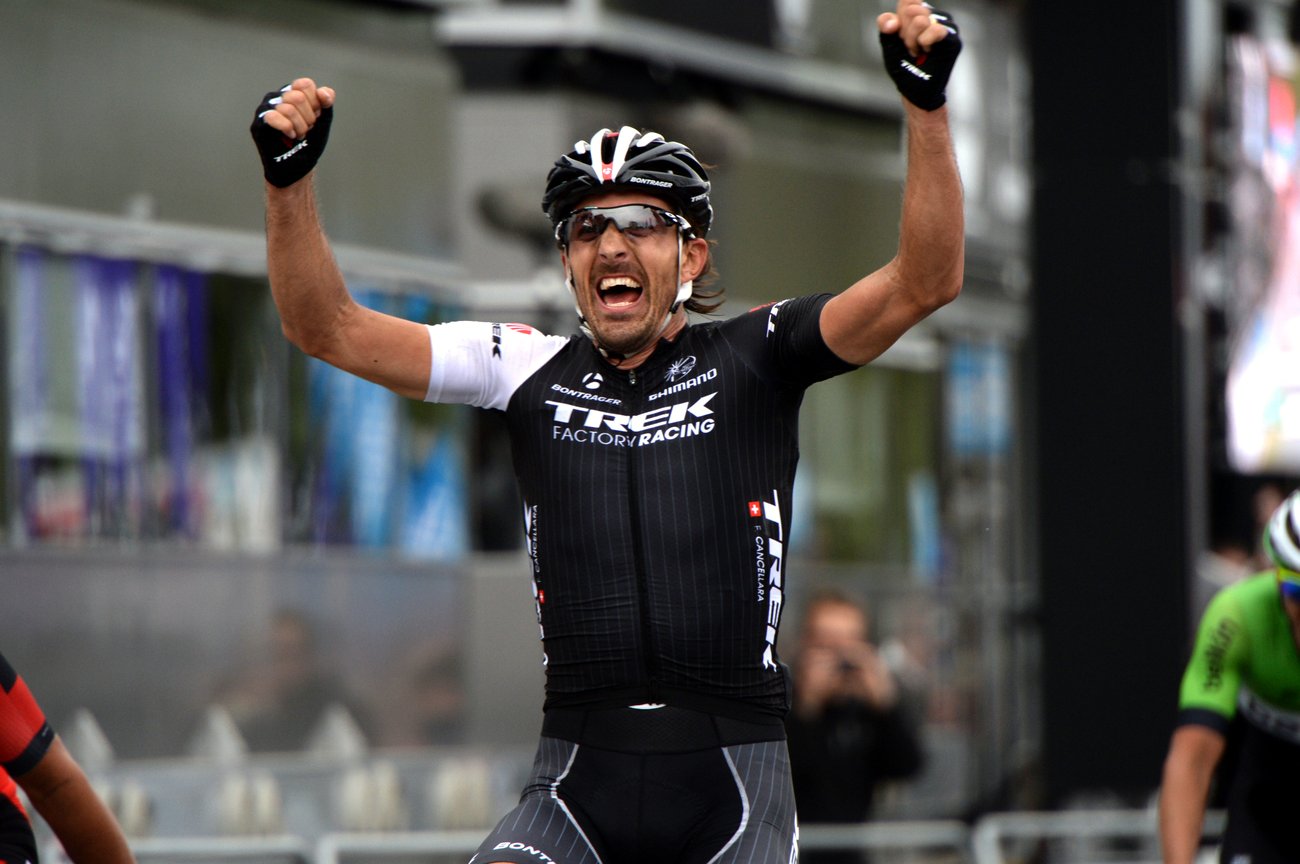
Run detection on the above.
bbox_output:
[423,321,570,411]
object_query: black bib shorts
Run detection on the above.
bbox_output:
[470,706,798,864]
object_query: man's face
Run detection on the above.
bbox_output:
[797,601,874,700]
[560,190,707,357]
[803,602,869,655]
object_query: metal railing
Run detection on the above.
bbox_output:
[48,836,314,864]
[801,820,973,861]
[315,821,975,864]
[132,836,313,864]
[972,808,1225,864]
[316,830,486,864]
[97,809,1225,864]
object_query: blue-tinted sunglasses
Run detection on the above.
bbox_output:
[556,204,692,247]
[1279,569,1300,601]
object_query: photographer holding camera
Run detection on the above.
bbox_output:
[785,589,925,863]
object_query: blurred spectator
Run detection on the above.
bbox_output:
[785,589,924,864]
[408,650,466,745]
[1249,483,1286,569]
[1,649,135,864]
[217,610,373,753]
[381,642,467,747]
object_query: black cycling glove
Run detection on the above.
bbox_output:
[879,6,961,111]
[250,85,333,188]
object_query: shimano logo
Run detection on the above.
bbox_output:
[549,383,621,405]
[629,176,673,188]
[899,59,932,81]
[648,367,717,402]
[547,393,717,447]
[273,140,309,162]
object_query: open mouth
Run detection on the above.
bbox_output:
[597,276,644,309]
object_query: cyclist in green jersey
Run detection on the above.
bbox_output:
[1159,488,1300,864]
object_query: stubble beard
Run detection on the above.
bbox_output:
[588,311,661,358]
[581,275,671,358]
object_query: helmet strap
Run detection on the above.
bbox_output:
[669,232,693,314]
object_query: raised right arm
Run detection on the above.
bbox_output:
[255,79,431,401]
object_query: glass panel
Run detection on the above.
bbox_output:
[3,549,465,757]
[2,246,468,556]
[284,288,468,557]
[6,249,146,541]
[801,365,940,565]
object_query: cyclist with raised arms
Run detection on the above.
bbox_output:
[1159,488,1300,864]
[249,2,962,860]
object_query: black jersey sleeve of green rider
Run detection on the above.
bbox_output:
[1177,584,1249,724]
[722,294,857,389]
[1175,706,1232,735]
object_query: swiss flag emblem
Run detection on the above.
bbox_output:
[537,589,546,605]
[748,501,762,518]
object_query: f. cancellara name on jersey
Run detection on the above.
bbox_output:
[547,393,717,447]
[647,367,718,401]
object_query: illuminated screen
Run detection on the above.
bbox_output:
[1225,35,1300,473]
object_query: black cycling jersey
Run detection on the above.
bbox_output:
[424,294,851,864]
[498,294,853,720]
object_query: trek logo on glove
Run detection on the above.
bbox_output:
[250,84,333,188]
[896,57,933,83]
[274,139,311,164]
[879,5,961,111]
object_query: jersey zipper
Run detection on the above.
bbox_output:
[624,365,659,698]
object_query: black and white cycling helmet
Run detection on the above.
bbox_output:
[542,126,713,239]
[1263,489,1300,573]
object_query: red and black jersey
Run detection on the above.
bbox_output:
[0,651,54,819]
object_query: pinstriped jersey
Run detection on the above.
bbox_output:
[424,294,854,721]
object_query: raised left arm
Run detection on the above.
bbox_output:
[820,3,964,365]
